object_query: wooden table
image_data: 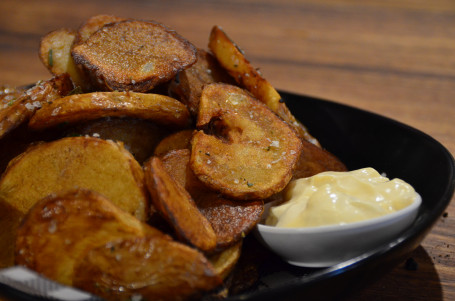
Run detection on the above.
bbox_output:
[0,0,454,300]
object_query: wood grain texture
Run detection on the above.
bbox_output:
[0,0,454,300]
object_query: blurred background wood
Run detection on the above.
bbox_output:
[0,0,454,300]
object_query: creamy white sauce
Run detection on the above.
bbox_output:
[266,168,417,228]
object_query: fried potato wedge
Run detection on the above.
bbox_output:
[28,91,191,130]
[154,129,193,156]
[69,117,169,163]
[74,14,127,45]
[293,139,347,179]
[190,83,302,200]
[0,136,148,220]
[0,74,73,139]
[39,28,85,89]
[72,19,197,92]
[162,149,263,249]
[169,49,235,116]
[208,241,242,280]
[73,235,222,301]
[1,86,25,108]
[15,189,165,286]
[144,156,217,252]
[208,26,319,145]
[0,137,149,267]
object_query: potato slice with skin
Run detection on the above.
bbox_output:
[293,138,347,179]
[154,129,193,157]
[74,14,127,45]
[28,91,191,130]
[39,29,85,89]
[168,49,235,117]
[208,25,319,146]
[162,149,263,249]
[0,137,148,268]
[72,19,197,92]
[70,117,169,164]
[0,136,148,221]
[144,156,217,253]
[73,236,222,301]
[191,83,302,200]
[208,241,242,280]
[0,74,73,139]
[15,189,164,286]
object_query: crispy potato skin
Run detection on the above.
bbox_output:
[293,139,347,179]
[73,236,222,301]
[153,129,193,157]
[208,25,319,146]
[15,189,163,286]
[0,74,73,139]
[0,136,148,220]
[74,14,127,45]
[144,156,217,252]
[71,117,169,164]
[161,149,263,249]
[72,20,197,92]
[0,137,149,267]
[28,91,191,130]
[191,83,302,200]
[208,241,242,280]
[169,49,235,117]
[39,29,85,89]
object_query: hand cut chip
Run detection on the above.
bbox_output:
[208,241,242,280]
[169,49,235,117]
[190,83,302,200]
[208,25,319,145]
[0,74,73,139]
[68,117,169,164]
[73,235,222,301]
[15,189,163,286]
[0,136,149,267]
[74,14,127,45]
[28,91,191,130]
[153,129,193,157]
[161,149,263,249]
[72,19,197,92]
[39,29,85,89]
[144,156,217,252]
[293,138,347,179]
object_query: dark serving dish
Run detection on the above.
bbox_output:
[0,91,453,301]
[226,91,455,301]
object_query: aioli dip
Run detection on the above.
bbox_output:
[265,168,418,228]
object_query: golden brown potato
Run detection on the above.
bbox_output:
[73,235,222,301]
[190,83,302,200]
[74,14,127,45]
[72,19,197,92]
[1,86,25,108]
[293,139,347,179]
[168,49,235,116]
[15,189,164,286]
[208,241,242,280]
[208,25,319,145]
[161,149,263,249]
[68,117,169,163]
[39,28,85,89]
[28,91,191,130]
[144,156,217,252]
[153,129,193,156]
[0,136,148,267]
[0,74,73,139]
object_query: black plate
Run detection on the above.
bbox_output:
[1,92,454,301]
[225,91,455,301]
